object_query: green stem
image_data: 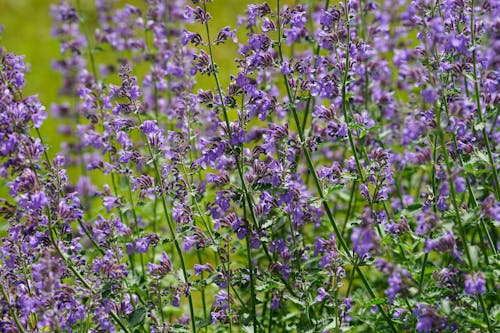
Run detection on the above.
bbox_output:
[435,102,493,332]
[276,1,397,331]
[138,113,196,333]
[341,181,357,237]
[243,200,258,331]
[470,0,500,200]
[196,251,208,325]
[300,0,331,134]
[1,284,27,333]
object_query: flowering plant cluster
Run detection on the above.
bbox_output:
[1,0,499,332]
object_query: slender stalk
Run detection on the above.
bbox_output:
[341,181,357,237]
[276,1,397,331]
[444,98,496,261]
[418,135,438,293]
[196,251,208,325]
[137,113,196,333]
[126,178,146,279]
[179,165,257,322]
[18,93,131,333]
[345,257,358,298]
[435,102,493,332]
[76,0,98,82]
[243,200,258,331]
[470,0,500,199]
[300,0,331,134]
[73,0,142,279]
[200,2,302,326]
[1,284,27,333]
[201,10,260,329]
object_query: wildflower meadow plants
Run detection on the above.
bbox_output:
[0,0,499,332]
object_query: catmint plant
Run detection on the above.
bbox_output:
[0,0,499,332]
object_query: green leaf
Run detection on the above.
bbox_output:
[326,184,345,193]
[196,319,212,330]
[101,281,115,298]
[468,245,480,268]
[370,297,386,305]
[261,219,274,230]
[127,307,147,328]
[241,326,255,333]
[474,122,487,131]
[406,203,423,211]
[284,294,306,307]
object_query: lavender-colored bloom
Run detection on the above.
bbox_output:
[464,273,486,295]
[416,212,439,235]
[183,234,197,252]
[413,303,447,333]
[454,177,466,193]
[136,233,160,254]
[393,308,407,320]
[360,183,370,199]
[316,287,329,302]
[215,26,237,44]
[386,271,407,303]
[148,251,172,278]
[102,195,117,213]
[135,237,150,254]
[21,191,49,211]
[319,9,340,29]
[351,224,379,257]
[421,88,438,104]
[270,294,280,310]
[425,230,461,258]
[481,194,500,221]
[172,292,181,307]
[261,17,276,32]
[436,195,448,211]
[194,263,213,276]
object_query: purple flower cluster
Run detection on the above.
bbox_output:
[1,0,499,332]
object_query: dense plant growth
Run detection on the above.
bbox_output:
[0,0,499,332]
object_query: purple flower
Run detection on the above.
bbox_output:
[436,195,448,211]
[135,237,150,254]
[270,294,280,310]
[319,9,340,28]
[25,191,49,211]
[148,251,173,278]
[421,88,438,103]
[413,303,447,333]
[393,308,407,320]
[215,26,237,44]
[261,17,276,32]
[172,292,181,307]
[183,234,197,252]
[351,224,379,257]
[102,195,117,213]
[416,212,439,235]
[316,287,329,302]
[464,273,486,295]
[481,195,500,220]
[360,183,370,199]
[386,271,408,303]
[194,263,213,276]
[425,230,461,258]
[454,177,466,193]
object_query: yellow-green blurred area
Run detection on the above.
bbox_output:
[0,0,295,164]
[0,0,294,226]
[0,0,237,144]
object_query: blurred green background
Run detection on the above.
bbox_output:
[1,0,296,160]
[0,0,254,146]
